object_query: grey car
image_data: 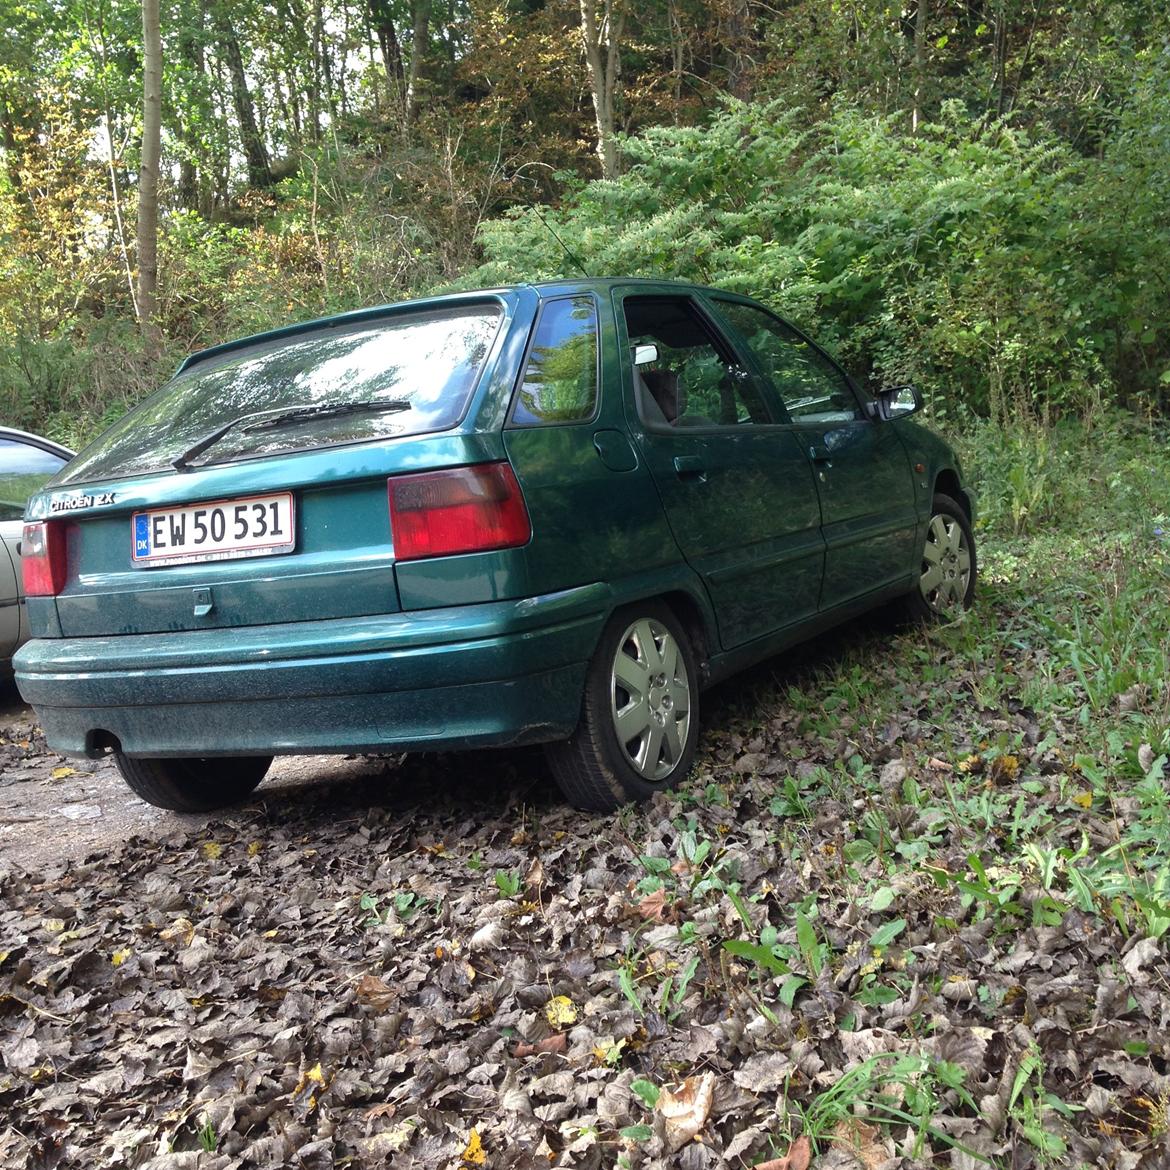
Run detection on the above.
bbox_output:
[1,427,73,674]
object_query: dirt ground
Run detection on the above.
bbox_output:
[0,682,524,871]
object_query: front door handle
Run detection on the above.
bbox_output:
[808,445,832,465]
[673,455,706,481]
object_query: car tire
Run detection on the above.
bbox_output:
[114,753,273,812]
[546,602,699,812]
[903,492,977,621]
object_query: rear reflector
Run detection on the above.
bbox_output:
[389,463,531,562]
[22,521,67,597]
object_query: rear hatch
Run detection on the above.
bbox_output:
[32,298,512,637]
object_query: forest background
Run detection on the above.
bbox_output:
[1,0,1169,451]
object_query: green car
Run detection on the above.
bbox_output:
[15,280,975,813]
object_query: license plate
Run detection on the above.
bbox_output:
[132,492,295,566]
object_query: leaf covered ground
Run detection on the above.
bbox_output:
[2,422,1169,1169]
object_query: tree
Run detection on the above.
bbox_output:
[580,0,623,178]
[137,0,162,346]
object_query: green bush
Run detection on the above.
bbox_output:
[472,99,1165,420]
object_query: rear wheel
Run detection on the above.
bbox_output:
[114,753,272,812]
[903,493,976,621]
[546,603,699,812]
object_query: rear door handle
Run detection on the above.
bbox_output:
[808,445,832,464]
[673,455,706,481]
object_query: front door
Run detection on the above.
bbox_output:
[708,297,919,611]
[617,291,825,650]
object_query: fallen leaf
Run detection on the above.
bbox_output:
[525,857,544,895]
[159,917,195,947]
[831,1117,887,1168]
[544,995,577,1027]
[927,757,953,772]
[1071,791,1093,809]
[754,1134,811,1170]
[657,1071,715,1153]
[514,1033,567,1057]
[201,841,222,860]
[355,973,397,1010]
[50,766,76,780]
[461,1127,486,1165]
[636,887,669,922]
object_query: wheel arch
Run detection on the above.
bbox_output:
[934,468,972,519]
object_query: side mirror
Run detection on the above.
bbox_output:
[866,383,922,422]
[632,343,659,368]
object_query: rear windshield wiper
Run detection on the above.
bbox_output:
[171,400,412,471]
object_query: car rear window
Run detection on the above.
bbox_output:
[57,304,503,485]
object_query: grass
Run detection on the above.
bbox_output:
[618,411,1170,1166]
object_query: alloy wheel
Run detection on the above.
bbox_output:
[919,511,972,614]
[609,617,692,781]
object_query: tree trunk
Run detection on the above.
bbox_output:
[404,0,431,125]
[137,0,162,349]
[369,0,406,112]
[217,16,272,187]
[580,0,622,179]
[726,0,753,101]
[911,0,928,133]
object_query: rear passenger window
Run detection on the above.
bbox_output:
[512,297,599,425]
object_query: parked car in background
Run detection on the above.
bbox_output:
[15,280,975,812]
[1,427,73,675]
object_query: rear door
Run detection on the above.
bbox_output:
[709,296,919,611]
[616,289,824,650]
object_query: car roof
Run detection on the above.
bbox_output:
[175,278,728,377]
[0,426,74,459]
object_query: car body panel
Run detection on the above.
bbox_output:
[0,428,74,670]
[14,279,973,763]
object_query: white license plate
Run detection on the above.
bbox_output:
[132,492,295,566]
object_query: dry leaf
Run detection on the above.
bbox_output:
[831,1117,887,1168]
[544,995,577,1027]
[525,857,544,895]
[636,887,669,922]
[461,1127,486,1165]
[355,973,398,1011]
[50,766,75,780]
[514,1033,567,1057]
[111,948,132,966]
[657,1070,716,1153]
[927,757,953,772]
[159,917,195,947]
[201,841,222,860]
[754,1134,811,1170]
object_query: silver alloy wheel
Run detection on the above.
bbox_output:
[919,511,972,614]
[610,617,692,782]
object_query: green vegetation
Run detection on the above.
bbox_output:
[2,1,1170,443]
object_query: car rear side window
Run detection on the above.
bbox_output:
[0,439,69,521]
[511,297,599,426]
[57,304,504,484]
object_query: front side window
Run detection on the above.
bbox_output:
[58,304,504,485]
[624,297,773,428]
[0,439,69,521]
[511,296,599,425]
[714,300,862,424]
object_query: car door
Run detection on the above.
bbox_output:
[616,288,824,650]
[708,296,919,612]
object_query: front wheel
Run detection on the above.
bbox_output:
[114,753,273,812]
[903,493,976,621]
[546,603,699,812]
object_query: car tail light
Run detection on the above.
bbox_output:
[389,463,531,562]
[22,521,68,596]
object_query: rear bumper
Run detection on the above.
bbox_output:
[14,583,611,757]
